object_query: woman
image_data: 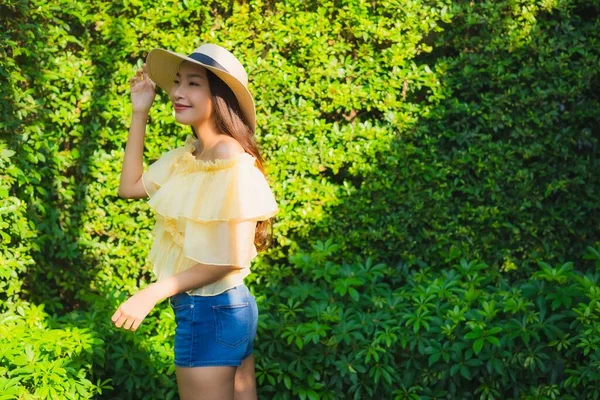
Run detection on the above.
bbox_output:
[113,43,278,400]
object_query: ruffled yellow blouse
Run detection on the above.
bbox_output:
[141,134,278,296]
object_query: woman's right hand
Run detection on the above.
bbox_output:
[130,63,156,113]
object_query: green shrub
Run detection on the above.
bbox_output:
[0,301,107,399]
[258,240,600,399]
[0,143,36,311]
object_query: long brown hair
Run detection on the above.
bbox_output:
[194,67,274,251]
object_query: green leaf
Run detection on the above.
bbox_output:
[487,336,500,346]
[460,365,472,380]
[473,338,484,354]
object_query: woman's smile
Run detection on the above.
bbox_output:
[174,103,192,112]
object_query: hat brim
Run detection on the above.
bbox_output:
[146,48,256,132]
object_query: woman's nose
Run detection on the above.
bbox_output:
[171,85,184,100]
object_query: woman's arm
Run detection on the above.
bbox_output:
[118,63,156,199]
[111,263,242,331]
[147,263,242,302]
[118,111,149,199]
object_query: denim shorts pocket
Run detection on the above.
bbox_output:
[171,302,194,311]
[170,296,194,312]
[172,306,193,327]
[212,303,249,348]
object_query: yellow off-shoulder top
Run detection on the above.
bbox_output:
[141,134,279,296]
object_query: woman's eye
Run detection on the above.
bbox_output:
[190,82,199,86]
[173,80,180,84]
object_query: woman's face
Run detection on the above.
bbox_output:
[169,61,212,126]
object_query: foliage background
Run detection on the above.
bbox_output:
[1,0,599,398]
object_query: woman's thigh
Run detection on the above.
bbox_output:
[175,365,236,400]
[234,354,257,400]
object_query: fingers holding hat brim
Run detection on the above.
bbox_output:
[145,48,256,131]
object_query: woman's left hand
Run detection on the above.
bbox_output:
[111,287,159,331]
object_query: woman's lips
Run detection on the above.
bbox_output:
[174,105,192,112]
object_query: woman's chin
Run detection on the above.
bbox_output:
[173,115,195,125]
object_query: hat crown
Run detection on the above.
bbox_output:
[193,44,248,87]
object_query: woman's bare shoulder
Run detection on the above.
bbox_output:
[212,137,245,160]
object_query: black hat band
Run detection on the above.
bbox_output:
[188,52,229,74]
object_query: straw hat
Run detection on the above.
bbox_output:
[146,43,256,131]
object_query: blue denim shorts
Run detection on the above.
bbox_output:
[168,284,258,367]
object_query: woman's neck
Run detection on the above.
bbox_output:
[192,122,221,156]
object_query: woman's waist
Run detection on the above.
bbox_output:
[186,269,251,296]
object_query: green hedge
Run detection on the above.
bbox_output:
[1,0,599,398]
